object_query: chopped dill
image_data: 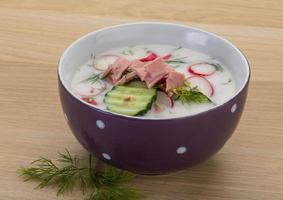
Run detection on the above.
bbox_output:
[166,56,188,65]
[173,46,182,51]
[121,49,134,56]
[209,63,224,72]
[81,73,101,84]
[173,86,214,104]
[166,60,187,64]
[222,78,232,85]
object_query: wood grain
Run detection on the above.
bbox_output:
[0,1,283,200]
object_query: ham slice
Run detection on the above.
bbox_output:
[102,56,185,91]
[144,57,171,88]
[129,60,147,81]
[165,71,185,92]
[109,58,131,83]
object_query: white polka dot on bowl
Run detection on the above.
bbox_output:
[96,120,105,129]
[231,104,237,113]
[102,153,111,160]
[176,146,187,154]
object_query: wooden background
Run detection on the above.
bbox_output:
[1,0,283,199]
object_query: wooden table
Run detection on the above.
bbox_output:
[1,1,283,199]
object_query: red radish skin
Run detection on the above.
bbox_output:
[82,97,98,105]
[93,54,120,71]
[139,53,172,62]
[186,76,214,97]
[139,52,158,62]
[188,62,216,76]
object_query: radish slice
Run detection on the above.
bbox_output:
[93,54,120,71]
[186,76,214,97]
[139,52,158,62]
[156,91,174,108]
[162,54,172,60]
[75,81,106,97]
[188,62,216,76]
[152,91,174,113]
[91,81,107,95]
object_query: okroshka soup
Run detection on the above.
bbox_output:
[58,23,250,173]
[71,44,236,118]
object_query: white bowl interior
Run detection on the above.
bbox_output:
[59,23,249,105]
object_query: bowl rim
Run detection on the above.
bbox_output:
[58,22,251,121]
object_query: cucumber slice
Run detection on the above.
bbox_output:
[104,85,157,116]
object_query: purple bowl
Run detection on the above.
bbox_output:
[58,22,250,174]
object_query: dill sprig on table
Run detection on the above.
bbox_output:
[18,149,143,200]
[18,149,88,195]
[87,186,142,200]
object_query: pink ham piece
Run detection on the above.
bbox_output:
[144,57,171,88]
[109,58,131,83]
[165,71,185,92]
[129,60,147,81]
[103,56,185,91]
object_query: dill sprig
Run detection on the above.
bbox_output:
[169,64,181,68]
[173,86,214,104]
[166,60,187,64]
[166,56,188,65]
[172,46,182,51]
[87,186,142,200]
[18,149,88,195]
[208,63,224,72]
[93,167,134,187]
[82,73,101,84]
[222,78,232,85]
[121,49,134,56]
[18,149,143,200]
